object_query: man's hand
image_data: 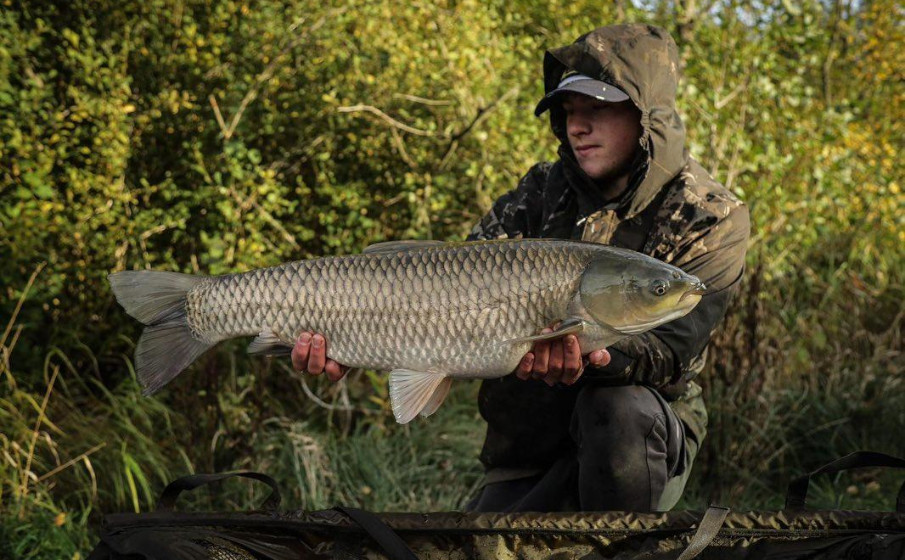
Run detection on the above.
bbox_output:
[514,327,611,386]
[291,332,349,382]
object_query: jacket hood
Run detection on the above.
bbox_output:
[543,24,688,219]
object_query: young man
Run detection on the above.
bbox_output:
[292,24,749,512]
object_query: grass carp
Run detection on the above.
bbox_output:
[109,239,705,423]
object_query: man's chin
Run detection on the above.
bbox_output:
[578,160,630,182]
[576,161,610,180]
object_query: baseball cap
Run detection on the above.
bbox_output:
[534,71,630,116]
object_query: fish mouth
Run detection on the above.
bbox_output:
[679,281,707,303]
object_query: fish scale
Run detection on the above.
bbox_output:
[109,238,705,423]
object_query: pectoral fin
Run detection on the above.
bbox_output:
[502,318,585,345]
[247,328,293,356]
[388,370,449,424]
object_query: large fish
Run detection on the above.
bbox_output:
[109,239,705,423]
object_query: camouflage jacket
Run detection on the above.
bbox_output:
[467,25,750,471]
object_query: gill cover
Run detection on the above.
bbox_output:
[579,251,646,332]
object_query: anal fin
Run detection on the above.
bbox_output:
[388,370,449,424]
[247,328,293,356]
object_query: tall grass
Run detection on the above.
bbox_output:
[218,378,484,512]
[0,266,190,559]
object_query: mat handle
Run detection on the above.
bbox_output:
[156,471,282,512]
[677,505,730,560]
[784,451,905,512]
[335,507,418,560]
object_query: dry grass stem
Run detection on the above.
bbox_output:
[19,365,59,506]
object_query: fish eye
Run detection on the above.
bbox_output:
[651,279,668,297]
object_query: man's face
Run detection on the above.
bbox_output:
[562,93,643,183]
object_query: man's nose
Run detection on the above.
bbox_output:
[567,113,591,136]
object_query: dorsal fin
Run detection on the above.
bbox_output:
[362,240,446,254]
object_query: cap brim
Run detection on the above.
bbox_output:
[534,79,630,116]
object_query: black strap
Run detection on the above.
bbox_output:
[676,505,729,560]
[785,451,905,512]
[335,507,418,560]
[156,471,282,512]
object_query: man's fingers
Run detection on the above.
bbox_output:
[546,338,565,386]
[588,349,611,367]
[291,332,313,373]
[532,341,551,376]
[515,353,534,380]
[562,335,584,385]
[308,334,327,374]
[325,360,347,382]
[292,332,349,380]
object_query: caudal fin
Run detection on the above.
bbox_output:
[109,270,214,395]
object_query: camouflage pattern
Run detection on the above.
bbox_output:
[468,24,750,474]
[193,537,256,560]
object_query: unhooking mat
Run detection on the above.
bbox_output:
[87,451,905,559]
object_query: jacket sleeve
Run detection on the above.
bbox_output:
[585,202,751,393]
[467,164,550,241]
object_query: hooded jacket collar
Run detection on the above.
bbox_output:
[542,24,688,219]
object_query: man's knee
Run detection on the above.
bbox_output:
[570,384,681,511]
[571,384,666,444]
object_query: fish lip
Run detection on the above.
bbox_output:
[679,281,707,302]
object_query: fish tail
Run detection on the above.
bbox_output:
[108,270,213,395]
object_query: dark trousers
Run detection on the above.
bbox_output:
[467,384,695,512]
